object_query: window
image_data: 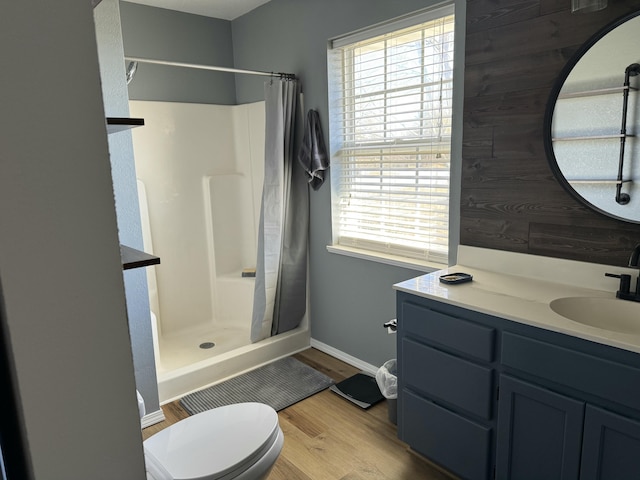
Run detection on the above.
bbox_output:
[328,6,455,265]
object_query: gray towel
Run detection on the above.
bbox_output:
[298,109,329,191]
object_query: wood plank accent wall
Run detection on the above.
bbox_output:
[461,0,640,266]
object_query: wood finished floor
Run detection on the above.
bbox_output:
[142,348,455,479]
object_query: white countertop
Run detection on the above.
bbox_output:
[394,246,640,354]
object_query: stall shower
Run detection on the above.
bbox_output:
[130,100,309,403]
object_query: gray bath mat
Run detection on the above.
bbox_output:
[179,356,334,414]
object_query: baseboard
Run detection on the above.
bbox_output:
[310,338,379,375]
[141,408,165,429]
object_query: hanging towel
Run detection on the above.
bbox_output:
[298,109,329,191]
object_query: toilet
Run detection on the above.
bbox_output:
[138,392,284,480]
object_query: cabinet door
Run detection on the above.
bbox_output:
[581,405,640,480]
[496,375,584,480]
[403,390,492,480]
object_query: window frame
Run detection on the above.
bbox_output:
[327,3,462,269]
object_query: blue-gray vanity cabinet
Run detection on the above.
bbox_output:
[396,290,640,480]
[580,405,640,480]
[500,331,640,480]
[495,375,584,480]
[397,294,497,480]
[496,382,640,480]
[403,390,492,480]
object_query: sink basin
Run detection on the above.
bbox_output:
[550,296,640,334]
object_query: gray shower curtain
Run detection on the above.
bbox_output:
[251,78,308,342]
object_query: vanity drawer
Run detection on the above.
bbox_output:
[401,301,495,361]
[403,338,494,419]
[402,389,492,480]
[502,332,640,412]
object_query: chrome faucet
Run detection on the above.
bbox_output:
[605,244,640,302]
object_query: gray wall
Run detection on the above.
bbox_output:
[121,1,237,104]
[95,0,159,417]
[0,1,145,478]
[231,0,465,367]
[119,0,465,369]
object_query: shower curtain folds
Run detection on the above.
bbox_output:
[251,78,308,343]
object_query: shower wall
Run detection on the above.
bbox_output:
[129,100,265,337]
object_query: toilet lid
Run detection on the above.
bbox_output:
[144,402,280,480]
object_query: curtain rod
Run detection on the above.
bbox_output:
[124,56,296,80]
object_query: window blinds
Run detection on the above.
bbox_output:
[328,7,455,264]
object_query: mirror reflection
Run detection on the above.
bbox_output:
[548,12,640,222]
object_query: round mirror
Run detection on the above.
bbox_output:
[545,10,640,223]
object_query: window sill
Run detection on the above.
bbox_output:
[326,245,447,273]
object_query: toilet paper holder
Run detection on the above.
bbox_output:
[383,319,397,334]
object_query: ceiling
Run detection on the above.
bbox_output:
[123,0,272,20]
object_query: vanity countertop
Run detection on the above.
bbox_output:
[394,246,640,355]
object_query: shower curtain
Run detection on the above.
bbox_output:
[251,78,308,342]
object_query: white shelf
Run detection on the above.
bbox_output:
[552,133,634,141]
[558,85,637,99]
[566,179,632,185]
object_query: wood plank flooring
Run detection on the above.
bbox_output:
[142,348,455,480]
